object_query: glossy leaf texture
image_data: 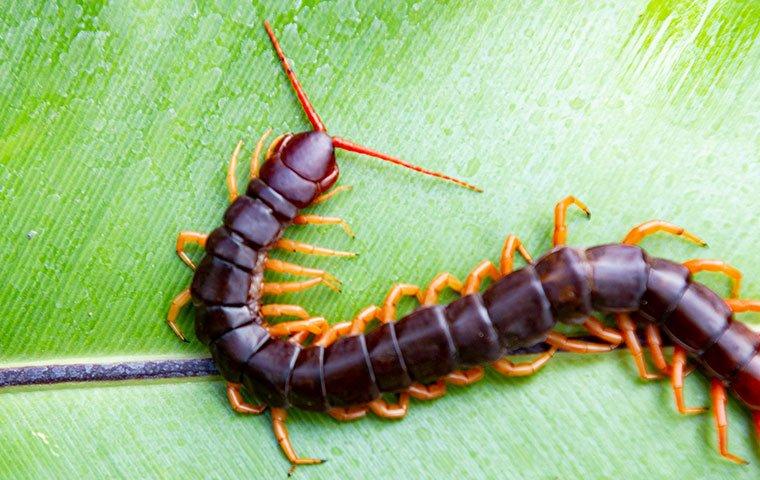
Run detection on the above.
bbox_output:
[1,1,759,478]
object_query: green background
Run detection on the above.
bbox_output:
[1,0,759,478]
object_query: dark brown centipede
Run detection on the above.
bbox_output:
[167,21,760,470]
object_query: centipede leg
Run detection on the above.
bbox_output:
[275,238,356,258]
[683,259,742,298]
[491,347,557,377]
[249,129,271,179]
[380,284,423,323]
[407,380,447,400]
[553,195,591,246]
[328,405,369,421]
[710,379,749,464]
[313,321,352,348]
[583,317,623,346]
[725,299,760,313]
[622,220,706,247]
[266,317,329,337]
[261,304,311,320]
[669,346,707,415]
[263,278,333,295]
[226,140,244,203]
[462,260,500,295]
[645,324,670,374]
[175,231,207,270]
[444,367,485,386]
[293,214,355,238]
[271,407,323,472]
[368,394,410,419]
[313,185,352,205]
[545,331,616,354]
[616,313,661,380]
[167,288,192,342]
[421,272,463,305]
[226,383,266,415]
[264,258,341,291]
[314,305,382,348]
[499,234,533,275]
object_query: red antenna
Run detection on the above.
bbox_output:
[263,21,482,193]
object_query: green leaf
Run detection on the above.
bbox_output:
[1,0,758,478]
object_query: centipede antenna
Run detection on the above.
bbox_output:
[264,20,481,193]
[264,20,326,132]
[332,136,483,192]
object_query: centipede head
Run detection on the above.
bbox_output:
[264,130,339,195]
[263,20,482,195]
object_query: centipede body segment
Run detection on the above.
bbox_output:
[167,20,760,470]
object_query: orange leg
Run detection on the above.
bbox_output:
[491,348,557,377]
[275,238,356,258]
[312,321,352,348]
[645,324,670,374]
[421,272,463,305]
[226,383,266,415]
[553,195,591,247]
[348,305,383,335]
[314,305,383,348]
[710,379,748,464]
[368,394,410,419]
[545,331,616,354]
[669,346,707,415]
[499,234,532,275]
[266,317,329,337]
[583,317,623,346]
[622,220,706,247]
[294,214,355,238]
[617,313,661,380]
[328,405,369,421]
[725,299,760,313]
[261,304,311,320]
[407,380,447,400]
[264,258,341,291]
[683,259,742,298]
[226,140,244,203]
[313,185,352,205]
[380,284,423,323]
[262,277,330,295]
[444,367,485,386]
[176,231,207,270]
[462,260,500,295]
[288,331,311,345]
[271,408,323,470]
[249,129,272,179]
[167,288,192,342]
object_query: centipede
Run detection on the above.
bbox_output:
[167,20,760,471]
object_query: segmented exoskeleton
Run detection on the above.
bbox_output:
[168,21,760,470]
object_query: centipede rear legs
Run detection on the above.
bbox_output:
[618,218,760,463]
[665,260,745,416]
